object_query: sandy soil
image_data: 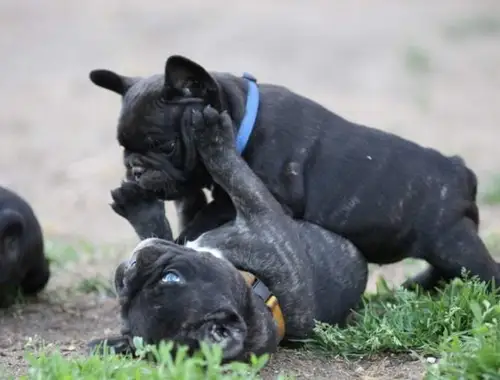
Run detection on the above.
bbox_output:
[1,0,500,378]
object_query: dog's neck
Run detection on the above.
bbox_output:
[239,270,285,342]
[213,73,254,143]
[196,73,259,193]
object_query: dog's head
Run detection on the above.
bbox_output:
[89,56,225,200]
[111,238,277,362]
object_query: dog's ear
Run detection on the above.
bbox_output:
[164,55,222,109]
[89,69,137,95]
[88,335,134,356]
[196,310,247,361]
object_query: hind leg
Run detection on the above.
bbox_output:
[402,266,451,292]
[403,217,500,291]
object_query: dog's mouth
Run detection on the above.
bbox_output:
[115,301,247,361]
[164,96,205,106]
[195,319,236,345]
[125,162,191,200]
[178,310,247,361]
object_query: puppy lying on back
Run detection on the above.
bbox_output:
[0,186,50,307]
[89,55,500,292]
[89,107,367,362]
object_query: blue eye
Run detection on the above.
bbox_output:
[161,271,183,284]
[129,260,136,268]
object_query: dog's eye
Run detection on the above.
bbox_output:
[161,271,184,284]
[165,141,176,152]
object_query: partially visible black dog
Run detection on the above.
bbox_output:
[0,186,50,307]
[88,106,367,362]
[89,55,500,291]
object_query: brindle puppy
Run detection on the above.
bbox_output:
[89,55,500,291]
[0,186,50,307]
[88,107,367,362]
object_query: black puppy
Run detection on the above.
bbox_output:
[0,186,50,307]
[89,107,367,362]
[89,55,500,291]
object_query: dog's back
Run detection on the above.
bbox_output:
[227,80,477,264]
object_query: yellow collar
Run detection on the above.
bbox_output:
[239,270,285,342]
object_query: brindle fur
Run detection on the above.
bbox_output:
[88,107,367,362]
[89,55,500,291]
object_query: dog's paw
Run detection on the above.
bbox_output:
[88,335,134,356]
[110,181,159,219]
[191,105,235,151]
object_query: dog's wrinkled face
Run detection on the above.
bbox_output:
[89,55,224,200]
[115,238,251,361]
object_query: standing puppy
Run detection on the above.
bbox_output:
[89,55,500,291]
[0,186,50,307]
[89,106,367,362]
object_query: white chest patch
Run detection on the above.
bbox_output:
[185,234,225,260]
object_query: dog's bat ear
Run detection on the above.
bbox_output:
[89,69,137,95]
[164,55,222,109]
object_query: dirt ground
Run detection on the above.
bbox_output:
[1,0,500,378]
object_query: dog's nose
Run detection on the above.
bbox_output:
[131,166,145,180]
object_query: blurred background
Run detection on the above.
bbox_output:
[1,0,499,245]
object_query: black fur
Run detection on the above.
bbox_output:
[89,107,367,362]
[0,186,50,307]
[89,55,500,291]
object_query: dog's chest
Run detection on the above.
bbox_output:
[185,234,225,260]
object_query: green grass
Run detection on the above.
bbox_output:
[23,338,279,380]
[45,239,96,268]
[311,275,500,379]
[77,275,116,297]
[22,275,500,379]
[20,243,500,380]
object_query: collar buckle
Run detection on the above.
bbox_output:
[239,270,286,342]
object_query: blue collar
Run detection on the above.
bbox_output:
[235,73,260,155]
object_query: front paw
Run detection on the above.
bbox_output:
[110,181,161,220]
[88,335,135,357]
[191,106,235,152]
